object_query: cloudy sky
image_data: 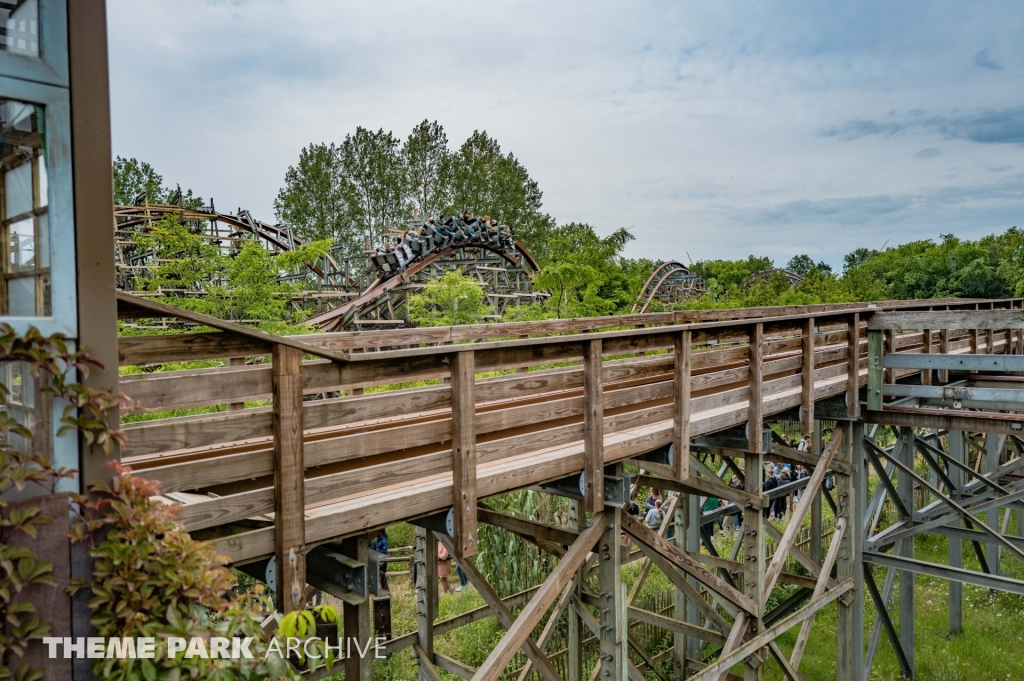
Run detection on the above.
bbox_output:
[107,1,1024,268]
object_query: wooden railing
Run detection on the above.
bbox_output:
[115,295,1024,613]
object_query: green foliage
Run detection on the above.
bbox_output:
[274,123,555,257]
[408,271,488,327]
[533,223,639,318]
[130,214,330,332]
[71,465,298,681]
[112,156,202,208]
[0,325,126,681]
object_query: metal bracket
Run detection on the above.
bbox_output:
[306,546,368,605]
[692,425,772,452]
[636,443,673,467]
[409,507,455,537]
[534,473,631,507]
[803,394,857,421]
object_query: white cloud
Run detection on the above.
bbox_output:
[108,0,1024,268]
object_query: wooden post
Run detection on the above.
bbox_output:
[584,338,605,513]
[836,421,863,681]
[227,356,246,410]
[921,329,932,386]
[451,351,478,558]
[415,527,438,680]
[985,434,1002,571]
[939,329,950,383]
[985,328,994,355]
[970,329,979,355]
[851,423,868,681]
[848,313,860,419]
[272,343,306,614]
[598,507,624,681]
[517,335,529,373]
[867,329,883,412]
[742,450,764,681]
[748,323,764,453]
[801,317,815,433]
[674,330,692,480]
[883,329,895,385]
[673,498,687,678]
[897,428,915,677]
[948,432,963,635]
[567,499,584,681]
[810,419,823,564]
[343,535,372,681]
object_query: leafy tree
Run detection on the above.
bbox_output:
[534,224,636,318]
[408,271,488,326]
[689,256,773,299]
[447,130,554,253]
[843,247,879,272]
[112,156,201,208]
[786,254,832,277]
[274,143,359,254]
[403,120,452,220]
[338,127,407,248]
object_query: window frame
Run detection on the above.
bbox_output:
[0,0,68,88]
[0,73,75,337]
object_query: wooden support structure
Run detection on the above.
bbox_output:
[674,330,692,480]
[272,343,306,614]
[106,293,1024,681]
[748,323,764,453]
[584,338,605,512]
[342,534,372,681]
[451,350,478,558]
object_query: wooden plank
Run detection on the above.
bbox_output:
[433,653,476,681]
[801,317,815,433]
[414,644,444,681]
[636,471,761,510]
[584,338,604,513]
[674,330,692,480]
[515,583,575,681]
[867,309,1024,330]
[847,313,860,418]
[451,350,478,558]
[748,323,763,452]
[272,343,306,614]
[118,331,272,366]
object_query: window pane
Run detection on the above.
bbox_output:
[7,274,34,315]
[9,216,32,270]
[0,0,39,58]
[1,97,48,318]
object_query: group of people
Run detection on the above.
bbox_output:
[370,215,516,279]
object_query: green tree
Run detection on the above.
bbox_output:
[533,224,636,318]
[786,254,832,277]
[408,271,488,327]
[274,143,359,254]
[112,157,202,208]
[338,127,408,248]
[403,120,452,220]
[447,130,554,253]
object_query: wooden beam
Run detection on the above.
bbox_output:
[434,652,477,681]
[469,515,605,681]
[637,472,762,510]
[867,330,883,412]
[621,513,757,615]
[627,606,726,645]
[748,323,764,453]
[414,644,444,681]
[451,350,478,558]
[342,535,372,681]
[515,583,576,681]
[272,343,306,614]
[675,330,692,480]
[801,317,815,433]
[847,313,860,418]
[867,309,1024,330]
[789,517,847,669]
[478,506,579,546]
[584,339,604,512]
[688,580,855,681]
